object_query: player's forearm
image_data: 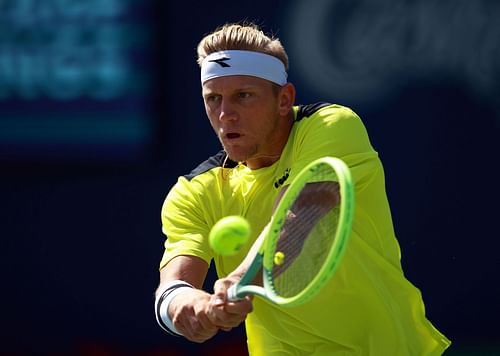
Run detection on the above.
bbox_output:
[157,255,209,294]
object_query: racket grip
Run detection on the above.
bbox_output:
[226,284,240,302]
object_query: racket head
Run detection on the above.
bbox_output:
[262,157,354,307]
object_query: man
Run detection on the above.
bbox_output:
[155,23,451,355]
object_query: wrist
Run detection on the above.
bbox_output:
[155,280,194,336]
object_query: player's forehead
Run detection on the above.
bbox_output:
[202,75,271,94]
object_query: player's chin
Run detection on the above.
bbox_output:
[222,147,247,163]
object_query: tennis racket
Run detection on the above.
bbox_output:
[226,156,354,307]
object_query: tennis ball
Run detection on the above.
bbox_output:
[209,216,251,256]
[274,251,285,266]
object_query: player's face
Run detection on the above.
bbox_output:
[202,75,294,169]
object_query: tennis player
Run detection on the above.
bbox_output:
[155,22,451,355]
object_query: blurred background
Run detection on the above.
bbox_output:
[1,0,498,355]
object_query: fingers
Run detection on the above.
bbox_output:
[174,309,219,343]
[170,277,253,342]
[169,289,220,343]
[224,296,253,315]
[208,295,253,329]
[209,276,254,329]
[212,277,233,306]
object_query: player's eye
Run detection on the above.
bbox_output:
[205,94,220,103]
[238,92,251,99]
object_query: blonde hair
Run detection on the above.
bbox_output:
[196,23,289,71]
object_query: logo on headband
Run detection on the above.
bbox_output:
[208,57,231,68]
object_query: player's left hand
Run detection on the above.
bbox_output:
[208,277,253,331]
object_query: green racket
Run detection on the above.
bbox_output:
[226,156,354,307]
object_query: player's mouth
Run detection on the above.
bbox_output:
[219,128,244,144]
[226,132,241,140]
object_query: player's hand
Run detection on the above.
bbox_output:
[208,276,253,331]
[168,288,221,343]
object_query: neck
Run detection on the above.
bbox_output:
[245,110,295,169]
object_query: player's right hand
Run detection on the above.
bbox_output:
[168,288,220,343]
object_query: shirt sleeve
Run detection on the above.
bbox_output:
[288,105,380,192]
[159,176,213,270]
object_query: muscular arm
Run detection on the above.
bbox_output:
[157,255,209,290]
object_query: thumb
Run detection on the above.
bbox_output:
[212,278,232,306]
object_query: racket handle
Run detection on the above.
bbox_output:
[226,284,240,302]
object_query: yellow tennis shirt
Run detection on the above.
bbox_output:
[160,104,451,355]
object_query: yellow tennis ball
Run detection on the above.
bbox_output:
[274,251,285,266]
[209,216,251,256]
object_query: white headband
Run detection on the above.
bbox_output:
[200,50,287,86]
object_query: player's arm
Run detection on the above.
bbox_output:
[156,255,252,343]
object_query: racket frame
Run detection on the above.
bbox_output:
[227,157,354,306]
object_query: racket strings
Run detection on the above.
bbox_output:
[270,168,341,298]
[273,208,339,297]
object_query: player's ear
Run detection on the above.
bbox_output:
[277,82,295,116]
